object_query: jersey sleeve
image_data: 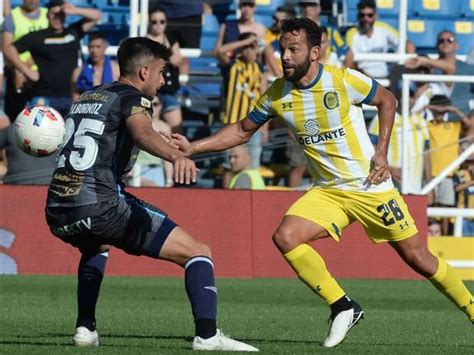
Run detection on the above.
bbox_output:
[248,85,276,125]
[2,15,14,33]
[120,93,153,122]
[343,68,378,105]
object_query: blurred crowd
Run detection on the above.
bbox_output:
[0,0,473,235]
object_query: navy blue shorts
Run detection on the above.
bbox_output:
[45,192,177,257]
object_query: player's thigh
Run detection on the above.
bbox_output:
[273,215,330,253]
[93,194,176,258]
[284,188,351,242]
[348,189,418,243]
[158,226,211,266]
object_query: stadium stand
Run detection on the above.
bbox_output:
[411,0,461,20]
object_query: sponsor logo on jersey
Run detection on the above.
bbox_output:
[141,97,151,108]
[323,91,340,110]
[298,127,346,146]
[304,119,320,136]
[51,217,92,237]
[79,92,109,102]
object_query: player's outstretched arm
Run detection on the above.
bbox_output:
[367,85,397,185]
[126,113,197,184]
[172,118,261,157]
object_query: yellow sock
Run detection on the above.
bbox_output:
[284,244,345,305]
[429,257,474,321]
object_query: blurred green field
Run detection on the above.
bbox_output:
[1,276,473,354]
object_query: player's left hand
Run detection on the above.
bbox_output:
[367,154,391,185]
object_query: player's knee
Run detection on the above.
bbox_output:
[273,227,298,253]
[190,242,212,259]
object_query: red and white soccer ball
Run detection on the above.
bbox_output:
[14,105,66,157]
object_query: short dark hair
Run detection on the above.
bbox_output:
[149,5,166,18]
[280,17,321,48]
[437,30,456,41]
[117,37,172,77]
[46,0,64,9]
[357,0,376,11]
[276,5,296,19]
[238,32,257,41]
[430,94,451,106]
[88,31,107,42]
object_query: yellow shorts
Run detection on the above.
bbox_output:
[286,188,418,243]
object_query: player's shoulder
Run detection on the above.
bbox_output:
[322,64,349,79]
[267,76,287,90]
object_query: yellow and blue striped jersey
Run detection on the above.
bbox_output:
[368,112,429,194]
[249,64,393,192]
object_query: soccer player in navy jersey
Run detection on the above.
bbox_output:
[45,37,258,352]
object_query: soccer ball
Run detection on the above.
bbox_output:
[14,105,66,157]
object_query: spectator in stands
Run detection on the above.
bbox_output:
[149,0,207,50]
[0,123,56,184]
[3,0,101,117]
[405,30,474,119]
[320,27,342,67]
[132,96,174,188]
[426,95,472,235]
[265,5,296,46]
[345,0,415,78]
[217,32,267,187]
[263,5,296,77]
[228,144,265,190]
[427,218,442,237]
[298,0,349,66]
[2,0,48,122]
[70,31,119,102]
[453,146,474,237]
[368,87,430,194]
[213,0,266,66]
[146,6,184,134]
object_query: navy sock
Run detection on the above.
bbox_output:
[76,251,108,331]
[330,295,354,317]
[184,256,217,339]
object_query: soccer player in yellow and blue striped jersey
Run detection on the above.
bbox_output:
[172,18,474,348]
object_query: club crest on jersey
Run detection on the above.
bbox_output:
[323,91,340,110]
[304,119,320,136]
[141,97,151,108]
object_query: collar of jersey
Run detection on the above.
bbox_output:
[294,64,324,90]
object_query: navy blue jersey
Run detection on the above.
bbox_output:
[47,82,153,207]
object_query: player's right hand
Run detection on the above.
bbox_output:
[173,156,198,185]
[171,133,193,156]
